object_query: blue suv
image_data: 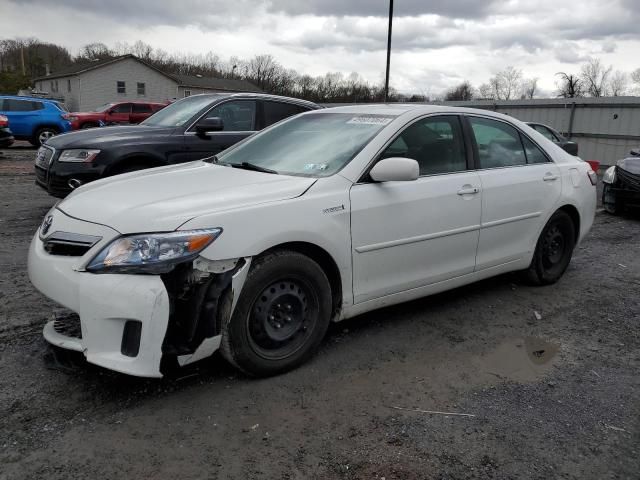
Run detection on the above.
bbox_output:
[0,96,72,146]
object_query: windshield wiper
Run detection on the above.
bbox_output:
[229,162,277,174]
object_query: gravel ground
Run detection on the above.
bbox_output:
[0,144,638,480]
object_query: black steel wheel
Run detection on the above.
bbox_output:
[523,210,576,285]
[220,250,332,377]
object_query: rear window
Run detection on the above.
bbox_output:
[1,99,43,111]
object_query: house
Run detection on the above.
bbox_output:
[32,54,261,111]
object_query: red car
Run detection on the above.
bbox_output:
[67,101,167,130]
[0,114,14,148]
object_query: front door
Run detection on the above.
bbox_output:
[105,103,132,124]
[466,115,562,270]
[350,115,482,304]
[181,100,257,162]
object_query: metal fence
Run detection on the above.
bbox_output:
[438,97,640,166]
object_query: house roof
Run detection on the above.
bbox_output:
[33,54,261,93]
[171,74,261,93]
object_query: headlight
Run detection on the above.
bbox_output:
[86,228,222,274]
[603,166,616,184]
[59,149,101,163]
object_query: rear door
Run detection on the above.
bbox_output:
[0,98,40,137]
[181,99,257,162]
[467,115,562,270]
[130,103,153,123]
[350,115,482,303]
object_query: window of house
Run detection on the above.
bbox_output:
[469,117,527,169]
[117,81,126,94]
[379,116,467,176]
[137,82,146,96]
[184,90,191,97]
[67,79,71,92]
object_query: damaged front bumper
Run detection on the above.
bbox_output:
[28,209,251,378]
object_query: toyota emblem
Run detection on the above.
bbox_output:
[41,215,53,236]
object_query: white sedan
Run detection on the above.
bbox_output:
[28,105,597,378]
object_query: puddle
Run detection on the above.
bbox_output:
[481,337,560,382]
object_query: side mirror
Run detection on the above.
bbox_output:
[369,157,419,182]
[195,117,224,136]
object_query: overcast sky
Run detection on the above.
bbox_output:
[2,0,639,95]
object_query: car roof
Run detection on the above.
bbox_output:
[313,103,517,119]
[186,92,320,109]
[0,95,61,105]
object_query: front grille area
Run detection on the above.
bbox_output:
[53,312,82,339]
[43,232,102,256]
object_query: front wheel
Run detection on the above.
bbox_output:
[220,250,332,377]
[602,183,620,215]
[523,210,576,285]
[31,127,59,146]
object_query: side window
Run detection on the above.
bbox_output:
[521,136,550,164]
[132,103,151,113]
[533,124,558,142]
[4,99,34,112]
[117,81,126,94]
[204,100,256,131]
[263,101,304,127]
[112,103,132,114]
[30,101,44,111]
[380,116,467,176]
[469,117,526,169]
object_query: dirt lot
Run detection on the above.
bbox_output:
[0,144,638,480]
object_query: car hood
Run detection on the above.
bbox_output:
[618,156,640,175]
[57,161,317,233]
[46,125,175,148]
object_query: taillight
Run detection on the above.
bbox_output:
[587,169,597,186]
[0,114,8,127]
[586,160,600,172]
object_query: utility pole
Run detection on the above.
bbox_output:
[384,0,393,102]
[20,45,26,76]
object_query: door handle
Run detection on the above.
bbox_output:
[457,186,480,195]
[543,173,559,181]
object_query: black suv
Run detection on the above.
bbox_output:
[35,93,319,197]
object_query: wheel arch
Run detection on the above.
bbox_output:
[557,204,580,244]
[259,241,343,321]
[106,154,167,175]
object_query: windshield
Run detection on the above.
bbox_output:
[141,95,218,127]
[217,112,395,177]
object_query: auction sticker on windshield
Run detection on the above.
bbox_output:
[346,116,394,125]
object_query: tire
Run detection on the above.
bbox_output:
[220,250,332,377]
[31,127,59,146]
[523,210,576,286]
[80,123,98,129]
[602,183,620,215]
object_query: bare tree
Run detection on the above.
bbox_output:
[520,77,538,99]
[608,70,629,96]
[555,72,583,98]
[78,42,113,61]
[485,66,522,100]
[477,83,494,99]
[444,81,474,101]
[580,57,612,97]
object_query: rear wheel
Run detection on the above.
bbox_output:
[220,250,332,377]
[602,183,620,215]
[31,127,59,146]
[80,122,99,129]
[523,210,576,285]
